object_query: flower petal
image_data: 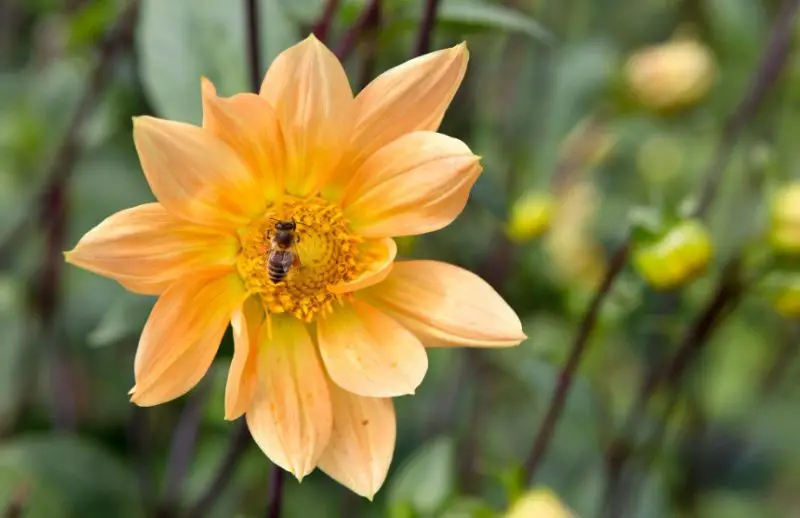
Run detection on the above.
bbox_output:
[130,270,246,407]
[342,132,481,238]
[225,296,263,420]
[365,261,526,347]
[317,300,428,397]
[65,203,238,296]
[318,385,395,500]
[246,316,332,480]
[133,116,264,227]
[345,43,468,173]
[328,238,396,294]
[201,78,285,201]
[260,34,353,197]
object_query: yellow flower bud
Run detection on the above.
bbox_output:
[506,192,556,243]
[625,38,716,112]
[769,182,800,255]
[761,270,800,318]
[772,281,800,317]
[632,219,713,290]
[504,489,575,518]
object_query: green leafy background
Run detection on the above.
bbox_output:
[1,0,800,516]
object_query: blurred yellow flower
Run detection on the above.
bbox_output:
[632,219,713,290]
[769,182,800,255]
[772,279,800,317]
[761,270,800,318]
[506,191,555,243]
[504,489,575,518]
[65,35,525,498]
[625,38,716,111]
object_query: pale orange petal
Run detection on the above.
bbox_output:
[246,316,332,480]
[342,132,481,238]
[225,296,263,420]
[344,43,468,174]
[201,78,285,201]
[365,261,526,347]
[316,300,428,397]
[114,275,173,296]
[318,384,395,500]
[65,203,238,296]
[133,116,265,227]
[130,270,246,406]
[328,238,396,294]
[259,34,353,197]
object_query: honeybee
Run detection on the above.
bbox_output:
[266,219,301,283]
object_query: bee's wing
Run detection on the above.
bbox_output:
[278,250,295,271]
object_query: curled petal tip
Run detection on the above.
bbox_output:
[200,76,215,93]
[128,385,136,396]
[291,469,307,483]
[131,116,146,131]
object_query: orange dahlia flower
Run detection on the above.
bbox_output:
[65,35,525,498]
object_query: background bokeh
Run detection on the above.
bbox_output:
[1,0,800,517]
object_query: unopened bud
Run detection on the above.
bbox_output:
[773,281,800,317]
[633,219,713,290]
[504,489,574,518]
[506,192,555,243]
[760,270,800,318]
[769,182,800,255]
[625,38,716,112]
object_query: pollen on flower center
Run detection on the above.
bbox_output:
[237,197,363,322]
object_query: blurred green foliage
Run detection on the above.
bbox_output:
[1,0,800,517]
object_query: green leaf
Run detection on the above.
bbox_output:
[87,292,153,347]
[440,496,497,518]
[0,276,25,434]
[533,40,619,176]
[629,206,665,245]
[437,0,552,42]
[388,436,456,515]
[0,435,143,518]
[697,492,775,518]
[137,0,296,125]
[277,0,325,26]
[706,0,766,59]
[260,0,299,66]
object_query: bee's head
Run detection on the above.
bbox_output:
[275,220,296,232]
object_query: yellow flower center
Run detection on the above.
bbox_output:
[237,197,364,322]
